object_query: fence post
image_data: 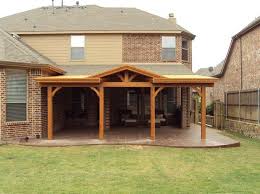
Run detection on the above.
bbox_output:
[257,88,260,124]
[239,90,241,121]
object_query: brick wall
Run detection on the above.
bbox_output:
[0,68,48,140]
[181,87,190,128]
[122,34,190,65]
[214,26,260,102]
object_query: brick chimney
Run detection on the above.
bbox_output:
[168,13,176,25]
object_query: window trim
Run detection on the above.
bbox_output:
[181,39,189,62]
[70,35,86,61]
[161,36,176,62]
[5,69,29,123]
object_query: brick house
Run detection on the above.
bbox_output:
[197,17,260,102]
[0,5,215,140]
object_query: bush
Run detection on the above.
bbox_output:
[206,103,214,116]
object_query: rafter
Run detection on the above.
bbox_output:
[128,73,138,82]
[116,73,125,82]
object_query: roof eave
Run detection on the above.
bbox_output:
[0,60,65,75]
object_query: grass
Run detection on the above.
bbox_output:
[0,132,259,194]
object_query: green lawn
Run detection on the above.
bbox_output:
[0,132,259,194]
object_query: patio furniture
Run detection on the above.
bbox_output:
[125,119,138,127]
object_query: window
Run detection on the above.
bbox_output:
[161,36,176,61]
[70,35,85,60]
[6,69,27,122]
[182,39,189,61]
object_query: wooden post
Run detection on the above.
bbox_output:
[99,86,104,139]
[47,86,53,140]
[201,86,206,140]
[150,86,155,140]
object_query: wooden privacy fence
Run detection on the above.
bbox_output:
[225,89,260,124]
[191,88,260,129]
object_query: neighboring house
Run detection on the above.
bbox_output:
[196,61,224,105]
[213,17,260,102]
[0,4,215,140]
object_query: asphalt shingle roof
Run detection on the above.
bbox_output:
[0,5,193,35]
[58,64,194,76]
[0,28,55,64]
[196,61,224,77]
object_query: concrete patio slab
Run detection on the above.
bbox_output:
[8,124,240,148]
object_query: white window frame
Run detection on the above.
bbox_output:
[70,35,85,61]
[182,39,189,61]
[6,69,28,123]
[161,36,176,61]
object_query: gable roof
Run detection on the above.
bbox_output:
[0,5,194,38]
[35,64,217,85]
[0,28,64,73]
[89,65,163,78]
[214,16,260,77]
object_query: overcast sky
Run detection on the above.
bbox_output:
[0,0,259,72]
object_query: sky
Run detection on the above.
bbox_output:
[0,0,259,72]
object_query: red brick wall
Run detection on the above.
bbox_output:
[122,34,190,65]
[213,27,260,102]
[181,87,190,128]
[0,68,48,140]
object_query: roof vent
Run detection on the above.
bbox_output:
[168,13,176,25]
[11,33,21,40]
[76,1,79,6]
[208,67,214,72]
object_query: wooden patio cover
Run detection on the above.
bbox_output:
[35,65,217,141]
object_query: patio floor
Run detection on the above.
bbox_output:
[14,124,240,148]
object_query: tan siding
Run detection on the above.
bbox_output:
[21,34,122,65]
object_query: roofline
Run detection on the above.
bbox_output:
[233,17,260,39]
[214,17,260,77]
[13,30,194,36]
[0,60,65,74]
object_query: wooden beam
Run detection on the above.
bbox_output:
[124,71,129,82]
[99,86,104,140]
[154,87,165,98]
[201,86,206,140]
[150,86,156,140]
[90,87,100,98]
[128,73,138,82]
[116,73,125,82]
[100,82,152,87]
[47,86,53,140]
[52,87,62,97]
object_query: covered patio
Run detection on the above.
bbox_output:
[35,65,217,143]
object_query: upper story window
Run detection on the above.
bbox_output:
[161,36,176,61]
[70,35,85,60]
[6,69,27,122]
[182,39,189,61]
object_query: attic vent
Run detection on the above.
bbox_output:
[31,69,42,76]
